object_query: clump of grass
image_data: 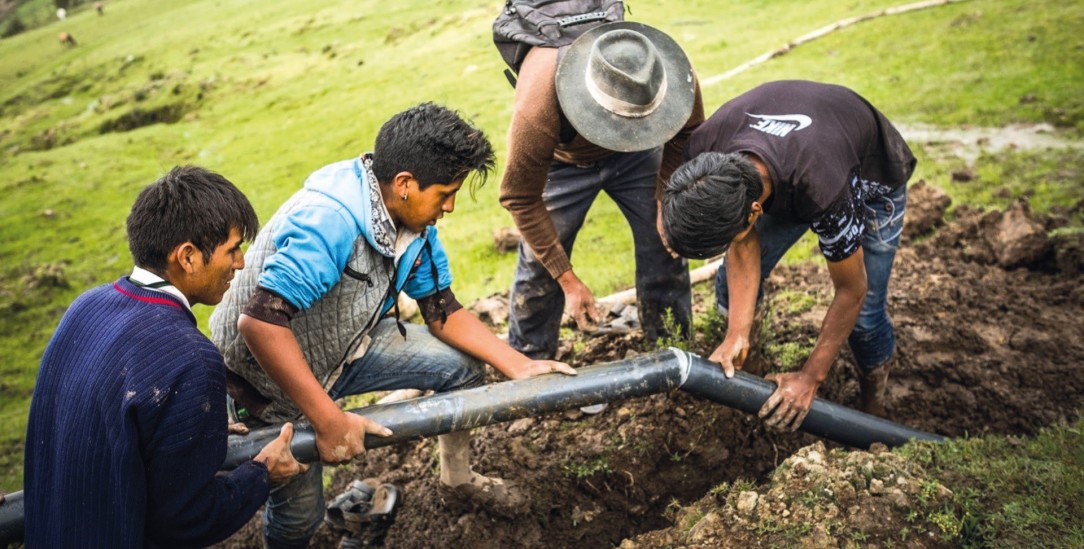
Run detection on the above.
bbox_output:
[771,289,818,317]
[897,418,1084,547]
[655,307,692,351]
[763,338,817,371]
[561,455,611,480]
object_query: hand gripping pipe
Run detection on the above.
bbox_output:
[0,349,943,543]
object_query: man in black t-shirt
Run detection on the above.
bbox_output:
[662,80,916,429]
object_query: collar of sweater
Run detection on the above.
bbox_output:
[129,266,192,311]
[114,276,197,324]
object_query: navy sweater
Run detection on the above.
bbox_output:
[25,277,270,548]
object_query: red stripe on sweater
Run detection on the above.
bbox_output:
[113,281,182,309]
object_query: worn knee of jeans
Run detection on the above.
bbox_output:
[431,349,486,391]
[849,315,896,371]
[263,465,324,549]
[398,326,487,392]
[454,357,486,390]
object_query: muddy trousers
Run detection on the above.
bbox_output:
[261,318,485,549]
[715,183,907,371]
[507,148,692,359]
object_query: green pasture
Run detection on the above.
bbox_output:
[1,0,1082,497]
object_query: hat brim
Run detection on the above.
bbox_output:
[556,21,695,153]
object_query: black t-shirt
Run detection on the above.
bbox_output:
[685,80,916,261]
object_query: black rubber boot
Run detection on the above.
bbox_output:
[857,360,893,418]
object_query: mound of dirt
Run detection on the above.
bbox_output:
[214,189,1084,549]
[622,441,955,548]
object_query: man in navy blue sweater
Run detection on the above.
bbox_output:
[24,166,307,548]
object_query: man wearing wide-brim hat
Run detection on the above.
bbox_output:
[499,21,704,361]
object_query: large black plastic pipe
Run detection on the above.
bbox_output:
[223,349,689,468]
[224,349,941,468]
[0,349,944,543]
[0,490,22,545]
[678,352,942,448]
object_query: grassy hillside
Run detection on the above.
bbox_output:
[1,0,1082,492]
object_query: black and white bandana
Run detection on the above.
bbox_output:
[360,153,396,258]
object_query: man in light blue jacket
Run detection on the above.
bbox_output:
[212,103,575,548]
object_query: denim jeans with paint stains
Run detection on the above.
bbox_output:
[507,147,692,359]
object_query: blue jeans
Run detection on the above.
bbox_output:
[715,183,907,371]
[262,317,485,549]
[508,148,692,359]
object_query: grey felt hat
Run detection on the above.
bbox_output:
[555,21,695,152]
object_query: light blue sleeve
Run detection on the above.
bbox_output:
[402,229,454,300]
[258,202,358,310]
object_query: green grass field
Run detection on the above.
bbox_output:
[1,0,1082,512]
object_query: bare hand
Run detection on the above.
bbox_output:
[314,411,393,465]
[254,423,309,485]
[758,371,820,431]
[506,359,578,380]
[708,333,751,378]
[557,271,602,333]
[657,205,679,259]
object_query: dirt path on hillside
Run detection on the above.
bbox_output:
[214,185,1084,549]
[898,122,1084,165]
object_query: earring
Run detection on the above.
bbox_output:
[401,193,408,201]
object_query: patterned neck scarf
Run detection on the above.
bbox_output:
[360,153,396,258]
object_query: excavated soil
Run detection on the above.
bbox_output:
[215,183,1084,548]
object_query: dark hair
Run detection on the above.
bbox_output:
[371,102,495,195]
[127,166,259,271]
[662,152,763,259]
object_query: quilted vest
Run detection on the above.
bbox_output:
[210,190,394,422]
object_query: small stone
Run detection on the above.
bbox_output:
[809,525,832,547]
[736,491,759,515]
[687,512,720,542]
[508,417,535,435]
[887,488,909,509]
[936,484,954,500]
[869,478,885,495]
